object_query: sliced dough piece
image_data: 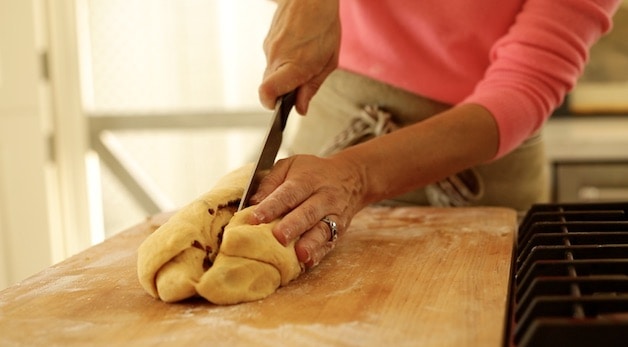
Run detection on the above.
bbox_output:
[155,246,206,302]
[196,254,281,305]
[137,164,302,305]
[195,207,301,304]
[137,164,251,300]
[218,207,301,285]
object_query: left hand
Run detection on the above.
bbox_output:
[247,154,366,268]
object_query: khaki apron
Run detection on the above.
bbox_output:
[284,69,550,214]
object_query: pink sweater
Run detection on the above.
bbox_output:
[339,0,620,158]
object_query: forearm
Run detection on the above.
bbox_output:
[333,103,499,207]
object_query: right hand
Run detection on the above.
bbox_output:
[259,0,341,115]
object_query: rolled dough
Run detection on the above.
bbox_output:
[137,165,302,305]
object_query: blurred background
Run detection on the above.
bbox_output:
[1,0,627,290]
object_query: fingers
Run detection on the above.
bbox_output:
[249,170,342,268]
[259,45,338,115]
[272,191,333,245]
[249,157,334,243]
[259,63,329,115]
[294,216,340,268]
[258,64,302,111]
[247,154,364,268]
[248,158,295,217]
[294,61,334,115]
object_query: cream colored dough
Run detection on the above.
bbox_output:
[137,164,302,305]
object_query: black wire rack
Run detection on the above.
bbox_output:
[503,202,628,347]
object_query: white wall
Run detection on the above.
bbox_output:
[76,0,276,236]
[1,0,278,290]
[0,0,55,289]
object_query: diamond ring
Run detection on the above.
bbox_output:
[321,216,338,242]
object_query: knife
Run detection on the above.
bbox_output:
[238,90,297,211]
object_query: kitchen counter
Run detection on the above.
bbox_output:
[544,116,628,202]
[545,116,628,161]
[0,206,516,347]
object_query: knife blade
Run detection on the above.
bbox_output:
[238,90,297,211]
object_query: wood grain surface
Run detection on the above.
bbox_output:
[0,206,516,347]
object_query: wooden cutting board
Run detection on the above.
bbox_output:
[0,206,516,347]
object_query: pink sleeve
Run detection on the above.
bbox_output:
[463,0,620,159]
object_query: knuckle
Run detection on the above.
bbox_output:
[275,183,302,209]
[300,204,321,226]
[318,188,342,213]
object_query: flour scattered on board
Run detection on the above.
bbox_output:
[158,308,390,347]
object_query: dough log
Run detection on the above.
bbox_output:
[137,165,302,305]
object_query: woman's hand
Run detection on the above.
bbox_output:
[259,0,341,115]
[247,154,366,268]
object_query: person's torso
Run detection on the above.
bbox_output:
[339,0,525,104]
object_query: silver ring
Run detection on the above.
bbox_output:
[321,216,338,242]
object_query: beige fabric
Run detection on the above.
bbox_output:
[137,164,301,305]
[286,69,550,213]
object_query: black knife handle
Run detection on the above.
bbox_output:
[278,90,297,130]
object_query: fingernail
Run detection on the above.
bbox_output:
[301,246,312,264]
[271,225,290,246]
[280,228,292,246]
[252,210,266,223]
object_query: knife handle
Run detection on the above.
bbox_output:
[278,90,297,130]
